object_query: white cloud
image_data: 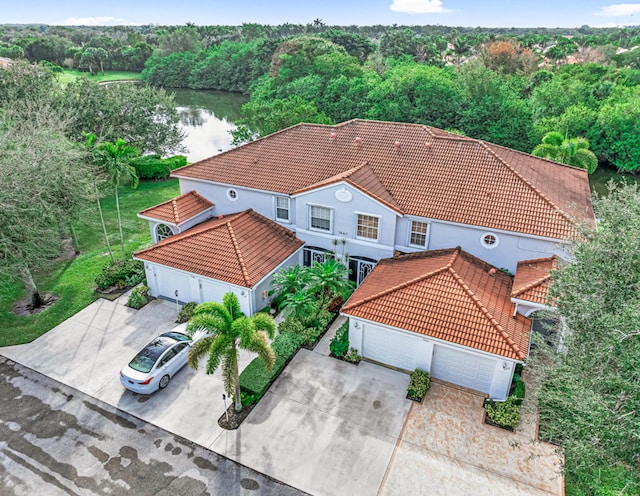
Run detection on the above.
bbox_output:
[59,16,141,26]
[389,0,450,14]
[596,3,640,17]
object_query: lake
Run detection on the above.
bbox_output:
[172,88,632,195]
[172,89,248,163]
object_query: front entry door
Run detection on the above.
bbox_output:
[348,256,377,286]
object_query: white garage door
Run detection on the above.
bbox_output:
[362,325,418,371]
[199,278,228,304]
[155,266,192,303]
[430,345,496,394]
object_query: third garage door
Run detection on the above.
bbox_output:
[430,345,495,394]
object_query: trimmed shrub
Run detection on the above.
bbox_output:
[344,347,361,364]
[277,315,305,335]
[513,379,526,406]
[485,396,520,430]
[130,154,187,180]
[329,321,349,357]
[239,354,286,398]
[176,302,197,323]
[127,285,150,309]
[95,259,145,290]
[407,369,431,400]
[271,331,304,360]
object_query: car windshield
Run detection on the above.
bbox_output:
[128,336,176,373]
[161,331,191,342]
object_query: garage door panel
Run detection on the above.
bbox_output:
[362,325,418,371]
[431,345,495,394]
[155,267,192,303]
[199,279,227,304]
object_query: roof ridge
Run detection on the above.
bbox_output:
[479,141,576,229]
[171,198,180,224]
[447,266,525,359]
[226,219,252,287]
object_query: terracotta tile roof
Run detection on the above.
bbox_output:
[134,209,303,287]
[342,248,530,360]
[138,190,214,225]
[173,119,593,239]
[511,256,558,306]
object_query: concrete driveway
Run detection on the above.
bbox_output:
[1,296,255,448]
[211,349,412,496]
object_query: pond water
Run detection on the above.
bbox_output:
[171,88,630,196]
[172,89,248,163]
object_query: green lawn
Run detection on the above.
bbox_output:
[58,70,143,85]
[0,179,179,347]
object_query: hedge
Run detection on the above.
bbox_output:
[239,354,287,399]
[130,154,187,180]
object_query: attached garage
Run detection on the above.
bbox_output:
[342,248,532,400]
[135,209,304,315]
[430,345,496,395]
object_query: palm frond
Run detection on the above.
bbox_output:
[223,292,245,320]
[205,334,232,375]
[251,312,277,340]
[234,317,255,348]
[186,312,229,337]
[187,335,215,370]
[193,301,232,326]
[246,331,276,370]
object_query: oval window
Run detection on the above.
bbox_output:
[480,232,499,249]
[227,189,238,201]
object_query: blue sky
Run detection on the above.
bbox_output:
[3,1,640,28]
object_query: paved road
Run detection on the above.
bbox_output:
[0,357,306,496]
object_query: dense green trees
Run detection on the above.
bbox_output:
[535,183,640,494]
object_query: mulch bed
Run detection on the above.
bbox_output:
[218,402,256,430]
[13,293,59,316]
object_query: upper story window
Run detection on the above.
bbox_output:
[275,196,290,222]
[409,221,429,247]
[481,232,500,249]
[356,213,380,241]
[309,205,332,232]
[156,223,173,242]
[227,189,238,201]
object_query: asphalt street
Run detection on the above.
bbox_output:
[0,357,306,496]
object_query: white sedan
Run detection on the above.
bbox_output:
[120,331,192,394]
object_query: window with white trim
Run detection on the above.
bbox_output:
[409,221,429,247]
[356,214,379,241]
[309,205,332,232]
[227,189,238,201]
[275,196,290,222]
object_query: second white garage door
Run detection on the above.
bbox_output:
[430,345,496,394]
[362,324,418,371]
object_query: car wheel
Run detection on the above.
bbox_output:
[159,375,170,389]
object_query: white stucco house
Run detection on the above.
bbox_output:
[134,119,593,400]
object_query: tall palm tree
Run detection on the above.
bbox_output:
[186,292,276,412]
[94,138,139,258]
[532,131,598,174]
[84,133,114,262]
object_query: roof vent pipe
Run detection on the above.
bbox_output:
[488,268,497,276]
[330,132,336,140]
[354,136,362,145]
[394,141,401,150]
[424,142,432,149]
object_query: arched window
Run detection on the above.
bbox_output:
[480,232,499,249]
[156,223,173,242]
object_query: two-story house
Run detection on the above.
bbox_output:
[134,119,592,399]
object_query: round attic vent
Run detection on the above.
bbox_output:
[335,188,352,203]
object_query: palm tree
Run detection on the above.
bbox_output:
[279,289,318,321]
[186,292,276,412]
[308,258,354,308]
[532,131,598,174]
[84,133,114,262]
[270,264,310,296]
[94,138,139,258]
